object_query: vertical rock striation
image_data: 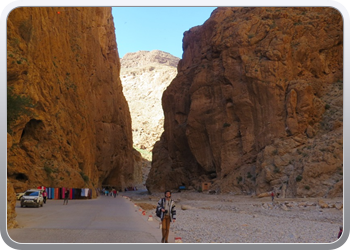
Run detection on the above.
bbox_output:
[7,7,135,220]
[147,7,343,198]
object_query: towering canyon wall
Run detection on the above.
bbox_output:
[7,7,135,227]
[147,7,343,198]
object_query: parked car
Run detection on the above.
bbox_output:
[20,189,44,208]
[16,192,25,200]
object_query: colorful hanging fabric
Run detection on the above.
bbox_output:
[55,188,59,200]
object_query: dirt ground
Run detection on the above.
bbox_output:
[126,189,343,210]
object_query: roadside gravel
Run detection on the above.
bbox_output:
[126,190,343,244]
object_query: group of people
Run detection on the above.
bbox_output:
[102,188,119,198]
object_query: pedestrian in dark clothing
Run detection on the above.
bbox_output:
[338,226,343,239]
[42,190,47,204]
[63,188,70,205]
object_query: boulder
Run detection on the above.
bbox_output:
[318,200,329,208]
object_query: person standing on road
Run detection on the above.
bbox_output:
[42,189,47,204]
[112,188,117,198]
[156,190,176,243]
[271,190,275,202]
[63,188,70,205]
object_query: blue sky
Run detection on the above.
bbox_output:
[112,7,217,59]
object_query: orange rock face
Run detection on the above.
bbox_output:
[7,7,135,199]
[147,7,343,197]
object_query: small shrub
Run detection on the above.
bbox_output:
[270,22,276,28]
[236,176,243,183]
[223,123,231,128]
[273,167,281,174]
[247,172,252,179]
[44,166,53,175]
[7,87,34,132]
[80,171,89,183]
[304,185,310,190]
[296,175,303,182]
[325,104,331,110]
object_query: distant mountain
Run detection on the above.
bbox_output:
[120,50,180,152]
[121,50,179,68]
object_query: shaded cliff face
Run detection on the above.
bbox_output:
[7,7,134,196]
[147,7,343,197]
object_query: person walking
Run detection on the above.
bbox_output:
[156,190,176,243]
[271,190,275,202]
[63,188,70,205]
[42,189,47,204]
[112,188,117,198]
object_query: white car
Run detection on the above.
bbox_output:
[20,189,44,208]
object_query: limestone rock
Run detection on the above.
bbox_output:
[335,203,343,210]
[257,192,270,198]
[181,205,196,210]
[280,204,290,211]
[147,7,343,198]
[318,200,329,208]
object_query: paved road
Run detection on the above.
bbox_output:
[7,195,175,243]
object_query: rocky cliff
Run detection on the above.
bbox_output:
[147,7,343,198]
[7,7,136,227]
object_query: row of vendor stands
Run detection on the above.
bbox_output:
[37,186,93,199]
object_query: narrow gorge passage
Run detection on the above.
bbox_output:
[120,50,180,186]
